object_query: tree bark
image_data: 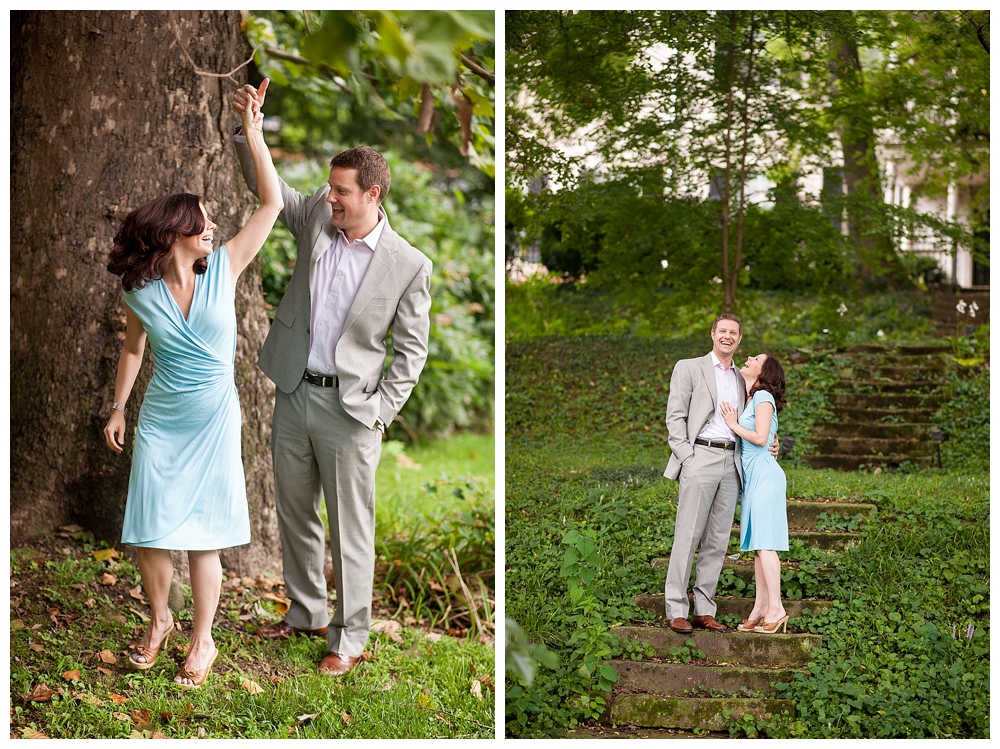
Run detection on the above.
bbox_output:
[11,10,281,577]
[829,24,904,284]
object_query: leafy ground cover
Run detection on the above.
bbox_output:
[505,335,988,738]
[10,435,495,739]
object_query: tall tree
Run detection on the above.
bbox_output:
[11,11,281,575]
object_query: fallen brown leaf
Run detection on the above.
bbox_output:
[62,670,81,681]
[61,524,84,533]
[11,619,24,630]
[360,650,376,662]
[292,712,320,727]
[151,733,168,739]
[371,619,404,643]
[24,684,57,703]
[341,712,352,724]
[267,675,286,683]
[20,727,47,739]
[97,667,112,676]
[261,593,290,616]
[128,585,145,602]
[159,712,173,721]
[108,694,128,705]
[241,679,264,695]
[112,712,131,722]
[130,708,152,726]
[470,679,483,699]
[93,548,120,563]
[30,643,43,653]
[100,573,117,586]
[98,649,117,665]
[84,598,96,609]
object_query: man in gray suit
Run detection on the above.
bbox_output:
[232,81,432,676]
[662,314,775,634]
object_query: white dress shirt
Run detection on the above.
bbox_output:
[697,351,741,442]
[306,214,385,376]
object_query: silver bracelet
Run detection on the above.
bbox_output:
[112,403,126,413]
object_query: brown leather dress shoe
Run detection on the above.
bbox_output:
[256,620,328,640]
[691,615,728,632]
[318,651,360,676]
[668,617,694,633]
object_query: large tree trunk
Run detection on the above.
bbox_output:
[11,10,281,577]
[828,22,905,284]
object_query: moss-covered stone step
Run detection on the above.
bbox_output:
[832,393,943,409]
[564,725,724,739]
[830,406,935,423]
[842,344,951,355]
[633,594,834,620]
[729,528,860,550]
[809,436,935,457]
[803,453,932,471]
[785,500,876,527]
[650,557,836,587]
[605,695,796,731]
[835,379,938,393]
[612,625,823,667]
[811,421,931,439]
[611,660,802,696]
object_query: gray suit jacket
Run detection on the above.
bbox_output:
[663,353,746,484]
[235,137,432,429]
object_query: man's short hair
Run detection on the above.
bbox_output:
[329,146,391,204]
[712,313,742,335]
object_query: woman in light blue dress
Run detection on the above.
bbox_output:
[721,353,789,634]
[102,82,281,688]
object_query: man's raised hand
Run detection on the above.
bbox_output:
[233,78,269,115]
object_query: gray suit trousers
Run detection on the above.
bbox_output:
[272,380,382,657]
[664,444,740,620]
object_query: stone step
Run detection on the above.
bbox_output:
[836,379,939,393]
[565,725,725,739]
[785,500,876,527]
[633,594,834,620]
[611,660,802,696]
[843,343,951,355]
[605,695,796,732]
[803,454,933,470]
[831,406,935,423]
[730,527,860,550]
[650,557,835,587]
[612,626,823,667]
[832,393,943,409]
[872,365,946,379]
[809,436,935,457]
[811,421,934,439]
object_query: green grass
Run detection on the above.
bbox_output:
[10,434,496,739]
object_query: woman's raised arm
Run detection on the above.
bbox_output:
[226,78,284,285]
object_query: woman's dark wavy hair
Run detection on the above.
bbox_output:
[749,353,786,413]
[107,193,207,292]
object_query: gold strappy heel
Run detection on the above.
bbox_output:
[753,615,789,634]
[128,621,175,671]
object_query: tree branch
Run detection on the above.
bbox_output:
[172,25,258,86]
[460,53,495,86]
[960,11,990,54]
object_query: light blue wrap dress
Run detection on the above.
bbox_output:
[120,246,250,550]
[738,389,788,552]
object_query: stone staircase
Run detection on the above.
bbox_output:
[803,344,950,471]
[598,497,875,734]
[930,291,989,338]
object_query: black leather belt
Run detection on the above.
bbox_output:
[695,438,736,450]
[303,371,339,387]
